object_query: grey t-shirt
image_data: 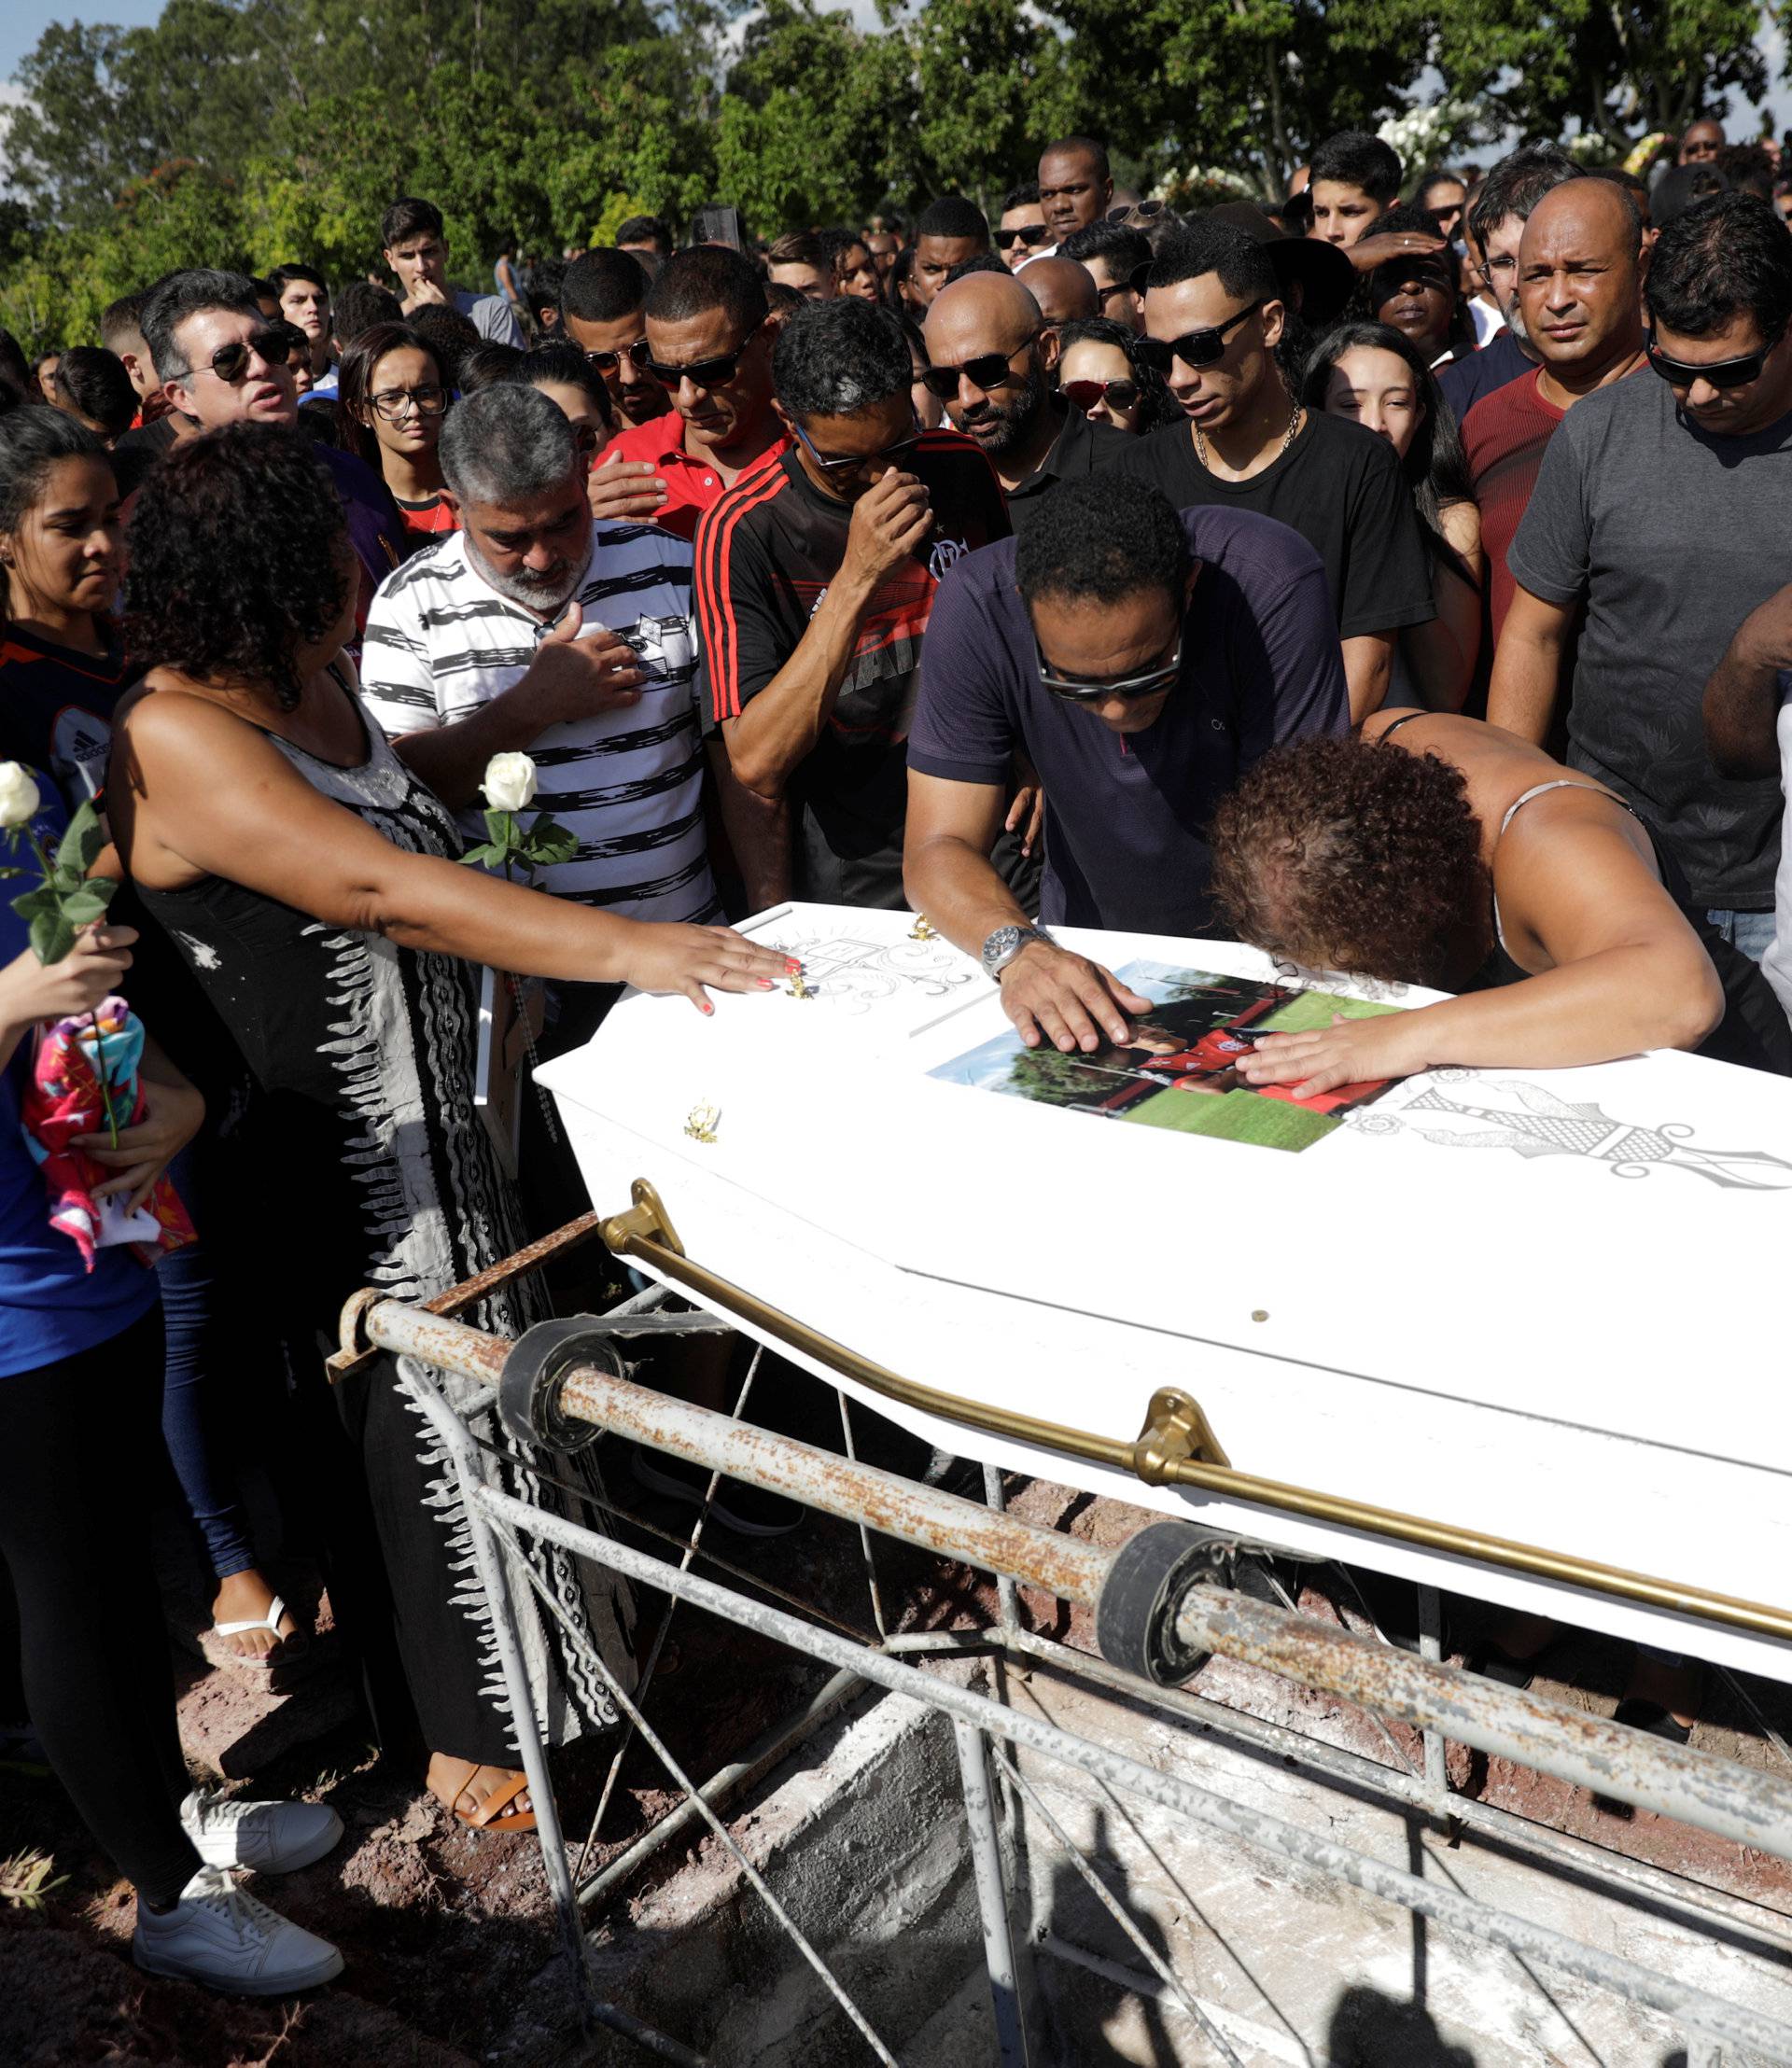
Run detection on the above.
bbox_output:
[453,287,525,348]
[1508,372,1787,908]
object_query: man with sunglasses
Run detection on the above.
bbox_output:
[1114,222,1433,722]
[141,270,405,634]
[1491,192,1792,960]
[698,297,1009,908]
[1057,222,1150,333]
[997,184,1052,273]
[904,476,1345,1053]
[558,248,675,527]
[599,246,790,544]
[922,271,1127,535]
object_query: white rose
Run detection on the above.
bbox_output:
[0,762,42,831]
[482,752,538,814]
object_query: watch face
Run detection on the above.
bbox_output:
[982,926,1023,974]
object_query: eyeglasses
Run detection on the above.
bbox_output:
[1032,631,1183,703]
[582,340,653,376]
[638,340,752,390]
[1133,301,1261,375]
[995,224,1050,252]
[1645,328,1785,391]
[1108,200,1168,222]
[918,338,1037,401]
[175,325,306,384]
[369,383,449,421]
[1061,376,1140,413]
[791,414,924,479]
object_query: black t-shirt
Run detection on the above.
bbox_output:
[697,433,1011,907]
[1112,411,1435,641]
[908,506,1349,932]
[0,626,130,809]
[1005,402,1132,535]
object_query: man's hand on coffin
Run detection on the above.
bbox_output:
[841,468,933,592]
[999,940,1154,1053]
[517,603,647,730]
[622,923,799,1015]
[1235,1010,1430,1099]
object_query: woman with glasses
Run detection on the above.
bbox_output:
[1304,321,1481,710]
[1056,317,1181,435]
[334,321,455,538]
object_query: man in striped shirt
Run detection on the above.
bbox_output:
[358,383,718,927]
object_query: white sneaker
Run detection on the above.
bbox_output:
[180,1789,343,1875]
[133,1866,343,1994]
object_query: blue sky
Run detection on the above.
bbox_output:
[7,1,1792,137]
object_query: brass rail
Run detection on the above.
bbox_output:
[599,1177,1792,1651]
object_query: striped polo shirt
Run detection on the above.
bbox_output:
[358,525,717,922]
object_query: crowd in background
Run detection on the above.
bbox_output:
[5,109,1792,1997]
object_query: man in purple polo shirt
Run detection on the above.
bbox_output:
[904,475,1346,1052]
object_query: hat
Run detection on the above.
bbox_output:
[1201,202,1358,324]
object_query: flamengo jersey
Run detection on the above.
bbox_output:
[696,433,1010,907]
[358,525,718,922]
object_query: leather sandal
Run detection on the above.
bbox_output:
[430,1757,538,1834]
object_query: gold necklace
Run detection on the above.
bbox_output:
[1194,398,1304,474]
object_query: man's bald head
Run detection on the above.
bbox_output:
[1017,255,1099,328]
[921,270,1053,463]
[1517,175,1646,384]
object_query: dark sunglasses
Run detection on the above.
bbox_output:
[582,340,654,377]
[1645,328,1785,391]
[995,224,1050,251]
[184,325,305,384]
[919,342,1034,400]
[639,342,751,390]
[792,414,924,476]
[1108,200,1168,222]
[1033,631,1183,704]
[1061,376,1140,413]
[1134,301,1261,375]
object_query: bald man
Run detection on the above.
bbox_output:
[923,270,1127,532]
[1678,117,1725,166]
[1463,175,1647,645]
[1017,254,1099,328]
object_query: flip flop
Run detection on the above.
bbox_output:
[205,1593,308,1675]
[431,1757,539,1834]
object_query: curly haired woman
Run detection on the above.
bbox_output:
[1209,709,1792,1096]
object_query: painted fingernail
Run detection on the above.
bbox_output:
[757,978,773,988]
[702,1000,714,1015]
[786,957,802,971]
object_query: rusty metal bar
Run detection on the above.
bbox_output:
[357,1298,1115,1608]
[471,1481,1792,2065]
[595,1177,1792,1654]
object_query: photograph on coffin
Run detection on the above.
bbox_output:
[929,960,1406,1151]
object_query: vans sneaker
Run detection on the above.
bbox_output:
[180,1789,344,1875]
[133,1866,343,1995]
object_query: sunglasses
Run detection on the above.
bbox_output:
[369,383,449,422]
[1645,328,1785,391]
[919,340,1035,400]
[1061,376,1140,413]
[639,341,752,390]
[1033,632,1183,704]
[1134,301,1262,375]
[582,340,654,377]
[995,224,1050,251]
[181,325,306,384]
[792,414,924,477]
[1108,200,1168,222]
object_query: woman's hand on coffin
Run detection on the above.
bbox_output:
[1234,1011,1430,1099]
[1000,943,1155,1054]
[622,923,800,1014]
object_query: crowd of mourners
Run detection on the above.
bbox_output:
[4,116,1792,1997]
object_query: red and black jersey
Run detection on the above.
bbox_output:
[695,433,1010,907]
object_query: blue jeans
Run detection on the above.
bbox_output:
[1705,908,1776,965]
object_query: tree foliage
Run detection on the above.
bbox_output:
[0,0,1781,349]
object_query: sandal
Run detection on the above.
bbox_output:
[203,1594,308,1676]
[429,1756,539,1834]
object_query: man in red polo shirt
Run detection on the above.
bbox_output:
[1465,176,1645,647]
[601,246,791,542]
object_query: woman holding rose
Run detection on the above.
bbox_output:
[107,424,790,1837]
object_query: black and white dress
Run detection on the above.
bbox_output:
[134,686,635,1763]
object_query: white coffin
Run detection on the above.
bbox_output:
[538,903,1792,1682]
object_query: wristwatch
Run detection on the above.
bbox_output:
[981,923,1056,982]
